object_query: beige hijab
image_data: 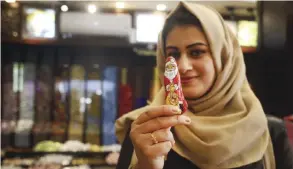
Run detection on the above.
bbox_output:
[116,2,275,168]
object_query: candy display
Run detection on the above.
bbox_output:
[15,54,37,147]
[2,153,115,169]
[32,122,52,146]
[18,62,36,120]
[35,64,52,122]
[85,65,102,145]
[33,61,53,145]
[105,152,120,165]
[2,51,128,152]
[15,119,34,133]
[2,120,17,148]
[3,158,35,166]
[118,68,133,118]
[101,67,118,145]
[68,65,85,141]
[1,62,19,147]
[59,140,90,152]
[1,120,17,134]
[164,57,188,113]
[2,38,163,169]
[71,159,104,166]
[37,154,72,165]
[29,164,62,169]
[33,51,54,145]
[2,64,18,122]
[89,144,101,152]
[2,166,23,169]
[51,58,70,143]
[32,140,114,153]
[100,144,121,153]
[63,165,90,169]
[33,141,62,152]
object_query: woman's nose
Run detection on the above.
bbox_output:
[178,54,192,74]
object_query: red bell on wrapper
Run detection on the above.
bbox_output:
[164,57,188,113]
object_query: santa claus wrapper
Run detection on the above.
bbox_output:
[164,57,188,113]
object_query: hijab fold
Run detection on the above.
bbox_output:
[116,2,275,168]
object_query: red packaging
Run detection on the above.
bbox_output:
[164,57,188,113]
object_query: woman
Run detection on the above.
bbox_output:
[115,2,293,169]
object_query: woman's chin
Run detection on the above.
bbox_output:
[182,86,205,99]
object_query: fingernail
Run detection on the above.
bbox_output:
[178,115,191,124]
[171,107,181,114]
[172,140,175,146]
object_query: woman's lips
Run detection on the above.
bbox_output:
[181,76,196,84]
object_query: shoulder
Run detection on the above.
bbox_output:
[266,114,284,127]
[266,114,287,140]
[266,114,293,169]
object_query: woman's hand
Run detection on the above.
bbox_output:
[130,105,191,169]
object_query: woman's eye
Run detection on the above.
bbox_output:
[167,52,180,59]
[190,50,205,57]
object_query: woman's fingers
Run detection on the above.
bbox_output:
[142,141,173,158]
[136,115,191,134]
[136,128,175,146]
[135,105,182,125]
[151,128,175,145]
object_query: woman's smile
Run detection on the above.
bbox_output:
[180,76,198,85]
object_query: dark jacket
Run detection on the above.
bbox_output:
[116,115,293,169]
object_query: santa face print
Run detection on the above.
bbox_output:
[164,57,178,81]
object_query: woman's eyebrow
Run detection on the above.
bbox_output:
[166,46,178,50]
[186,42,208,49]
[166,42,208,51]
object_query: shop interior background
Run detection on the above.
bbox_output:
[1,1,293,169]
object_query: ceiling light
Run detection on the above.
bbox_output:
[5,0,16,3]
[156,4,167,11]
[88,4,97,14]
[116,2,125,9]
[61,5,68,12]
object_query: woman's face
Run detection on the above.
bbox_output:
[165,24,216,99]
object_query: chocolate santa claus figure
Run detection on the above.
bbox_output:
[164,57,188,113]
